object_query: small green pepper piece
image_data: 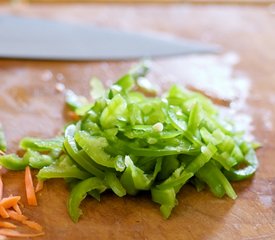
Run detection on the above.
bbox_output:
[0,154,28,170]
[68,177,106,222]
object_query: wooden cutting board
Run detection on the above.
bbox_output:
[0,4,275,240]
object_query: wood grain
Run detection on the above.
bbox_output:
[0,4,275,240]
[1,1,275,5]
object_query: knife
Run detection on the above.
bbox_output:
[0,15,220,61]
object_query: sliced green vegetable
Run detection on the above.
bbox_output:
[0,154,28,170]
[0,123,7,152]
[24,149,53,169]
[104,172,126,197]
[74,131,115,168]
[37,155,90,180]
[151,187,177,219]
[20,137,64,152]
[0,63,259,222]
[68,177,106,222]
[223,148,258,181]
[90,77,106,100]
[64,125,105,178]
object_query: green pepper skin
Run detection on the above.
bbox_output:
[0,154,28,170]
[68,177,106,222]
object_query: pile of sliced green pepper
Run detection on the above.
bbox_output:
[0,63,259,222]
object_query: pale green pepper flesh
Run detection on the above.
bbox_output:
[0,63,259,222]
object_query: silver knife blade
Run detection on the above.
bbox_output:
[0,15,220,61]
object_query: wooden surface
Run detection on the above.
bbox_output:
[1,1,275,5]
[0,4,275,240]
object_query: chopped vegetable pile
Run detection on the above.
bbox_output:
[0,63,259,224]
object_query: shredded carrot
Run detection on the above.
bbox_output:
[0,196,21,209]
[0,176,3,201]
[35,180,44,193]
[0,221,17,229]
[0,229,44,238]
[0,207,9,219]
[24,166,37,206]
[0,169,44,237]
[6,210,27,223]
[22,220,43,232]
[12,204,22,215]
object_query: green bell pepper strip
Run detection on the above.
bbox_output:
[187,102,202,135]
[167,108,187,131]
[156,162,192,190]
[122,156,152,191]
[74,131,115,168]
[64,125,105,178]
[151,187,177,219]
[120,156,161,195]
[156,143,217,190]
[20,137,64,152]
[156,171,193,191]
[212,153,237,171]
[68,177,106,222]
[223,148,258,181]
[196,162,225,198]
[167,108,202,146]
[37,155,90,180]
[0,124,7,152]
[200,127,239,170]
[99,94,128,129]
[104,172,126,197]
[88,190,101,201]
[0,154,28,170]
[127,104,143,125]
[200,127,223,146]
[197,161,237,199]
[88,182,108,201]
[24,149,53,169]
[119,142,199,157]
[90,77,106,100]
[123,127,183,140]
[120,165,138,196]
[113,74,135,93]
[184,143,217,173]
[158,155,180,181]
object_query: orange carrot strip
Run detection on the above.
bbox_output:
[0,196,21,209]
[24,166,37,206]
[0,222,17,229]
[12,204,22,215]
[0,176,3,200]
[35,180,44,193]
[0,206,9,219]
[22,220,43,232]
[6,210,27,222]
[0,229,44,238]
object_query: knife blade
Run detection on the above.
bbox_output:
[0,15,220,61]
